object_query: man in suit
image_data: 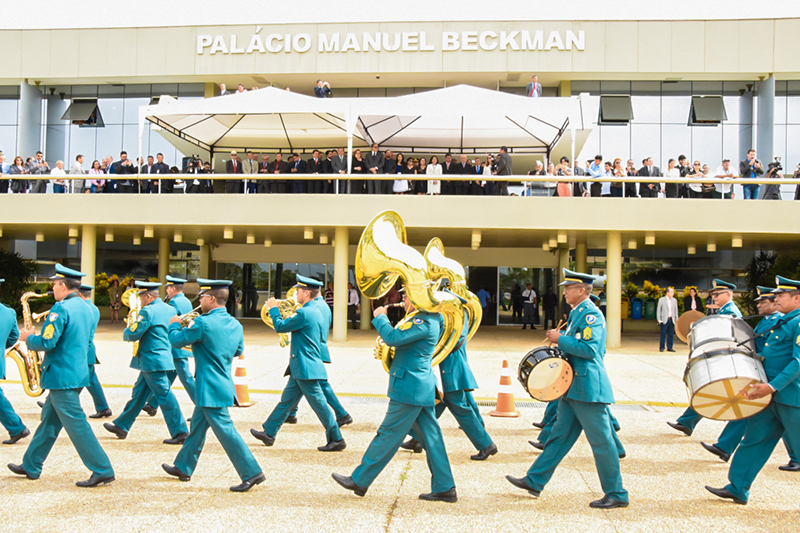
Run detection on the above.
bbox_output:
[332,147,348,193]
[0,279,30,444]
[637,157,661,198]
[525,75,543,98]
[493,146,512,196]
[27,151,50,193]
[507,269,629,509]
[669,279,744,437]
[78,285,112,419]
[364,143,385,195]
[268,152,289,194]
[453,154,473,196]
[289,151,308,194]
[332,289,457,502]
[320,150,334,194]
[251,275,345,451]
[225,151,244,194]
[739,148,764,200]
[656,287,679,352]
[218,83,231,96]
[140,155,157,194]
[314,80,332,98]
[10,264,115,487]
[162,278,265,492]
[706,275,800,504]
[103,281,188,444]
[241,151,258,194]
[440,153,456,195]
[307,149,324,194]
[383,150,397,194]
[256,154,271,194]
[347,283,359,330]
[111,151,137,193]
[152,153,172,193]
[70,154,87,194]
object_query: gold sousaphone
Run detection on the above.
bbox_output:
[121,288,141,356]
[356,211,465,373]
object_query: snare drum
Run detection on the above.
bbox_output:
[688,315,755,357]
[518,347,573,402]
[683,348,771,420]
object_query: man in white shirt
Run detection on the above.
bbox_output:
[714,159,737,200]
[50,160,68,194]
[347,283,360,330]
[656,287,678,352]
[521,283,537,330]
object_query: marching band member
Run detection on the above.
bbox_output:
[706,275,800,504]
[0,279,30,444]
[332,288,457,502]
[78,284,112,418]
[251,275,345,451]
[506,269,628,509]
[162,278,264,492]
[9,264,115,487]
[103,281,188,444]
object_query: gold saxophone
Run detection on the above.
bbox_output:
[3,292,49,397]
[261,287,302,347]
[356,210,465,373]
[121,288,141,356]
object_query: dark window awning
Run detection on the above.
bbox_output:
[61,99,104,127]
[690,96,727,125]
[599,95,633,124]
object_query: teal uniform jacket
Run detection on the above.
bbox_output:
[374,312,440,407]
[719,300,742,318]
[84,299,100,365]
[123,298,176,372]
[269,303,327,380]
[168,307,243,408]
[0,303,19,378]
[27,292,92,390]
[760,308,800,406]
[167,293,194,360]
[557,299,615,404]
[754,312,782,354]
[439,310,478,393]
[309,296,332,363]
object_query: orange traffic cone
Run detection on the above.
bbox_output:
[490,359,520,417]
[233,353,256,408]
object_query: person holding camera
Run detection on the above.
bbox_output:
[314,80,332,98]
[739,149,763,200]
[761,158,783,200]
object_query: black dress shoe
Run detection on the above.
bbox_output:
[337,414,353,427]
[470,443,498,461]
[250,428,275,446]
[89,409,113,419]
[619,453,626,459]
[667,349,676,352]
[705,485,746,505]
[419,487,457,503]
[701,442,730,462]
[317,439,346,452]
[162,463,191,482]
[659,349,664,352]
[528,440,545,450]
[103,423,128,439]
[36,401,44,408]
[666,421,693,437]
[532,421,546,429]
[400,438,423,453]
[76,474,115,487]
[230,472,265,492]
[163,433,188,445]
[142,405,158,417]
[7,463,35,479]
[505,475,540,497]
[332,473,367,497]
[2,427,30,445]
[284,415,298,424]
[589,495,629,509]
[779,460,800,471]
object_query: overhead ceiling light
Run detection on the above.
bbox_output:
[68,226,79,238]
[472,230,482,243]
[732,235,743,248]
[174,231,183,243]
[68,237,77,245]
[264,238,272,247]
[246,232,255,244]
[319,234,328,244]
[542,243,550,252]
[35,232,44,242]
[224,227,234,239]
[105,230,114,242]
[557,232,567,244]
[707,242,716,252]
[645,233,655,246]
[133,236,142,246]
[687,245,696,255]
[144,225,154,238]
[196,238,205,246]
[304,227,314,240]
[627,239,637,249]
[548,238,558,248]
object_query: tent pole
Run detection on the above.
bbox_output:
[345,131,353,195]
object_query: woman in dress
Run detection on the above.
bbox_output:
[351,149,367,194]
[8,156,29,194]
[427,155,442,195]
[415,158,428,195]
[395,158,414,194]
[611,158,626,197]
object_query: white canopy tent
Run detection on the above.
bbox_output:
[138,85,594,174]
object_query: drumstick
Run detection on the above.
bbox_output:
[545,320,567,346]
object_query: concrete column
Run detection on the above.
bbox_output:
[332,226,349,342]
[756,76,775,175]
[199,244,211,278]
[360,290,372,330]
[80,225,96,302]
[575,238,587,273]
[558,80,571,97]
[606,231,622,349]
[158,237,170,299]
[558,247,570,283]
[19,82,43,168]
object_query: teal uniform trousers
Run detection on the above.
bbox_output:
[350,312,455,492]
[264,377,342,443]
[148,293,196,408]
[0,302,26,436]
[537,399,625,457]
[21,292,113,478]
[83,299,109,412]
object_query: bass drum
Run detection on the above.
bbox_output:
[518,347,573,402]
[676,310,706,344]
[683,348,771,420]
[688,315,755,357]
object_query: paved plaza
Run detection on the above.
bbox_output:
[0,320,797,532]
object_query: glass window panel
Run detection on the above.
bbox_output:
[630,96,660,123]
[97,98,124,124]
[150,84,178,98]
[0,99,18,125]
[123,97,149,124]
[692,81,722,95]
[774,95,787,125]
[600,81,630,95]
[723,81,750,96]
[660,124,691,166]
[149,127,180,165]
[0,125,18,157]
[787,125,800,174]
[722,96,742,124]
[98,86,124,97]
[774,80,788,97]
[121,124,142,157]
[597,124,630,161]
[787,96,800,125]
[358,88,386,98]
[690,125,723,168]
[178,83,206,98]
[774,124,787,171]
[72,85,98,97]
[662,96,692,124]
[123,85,151,98]
[631,81,661,96]
[571,81,600,95]
[661,81,691,95]
[630,124,660,167]
[95,124,123,161]
[721,123,740,166]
